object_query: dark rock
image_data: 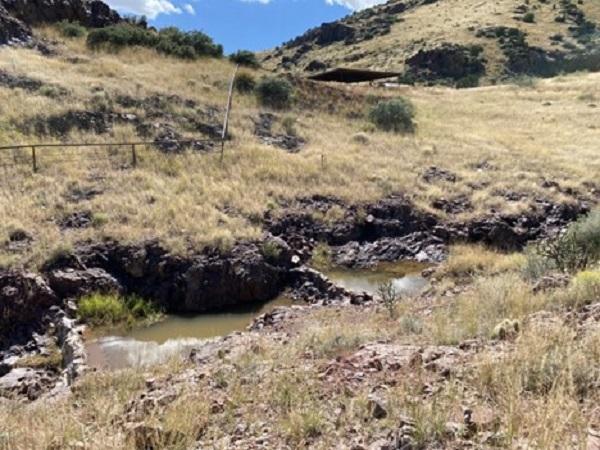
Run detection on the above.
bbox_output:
[0,3,30,45]
[58,210,93,229]
[368,395,388,419]
[432,195,473,214]
[0,367,55,400]
[404,43,486,85]
[0,69,41,90]
[332,233,446,268]
[422,166,457,183]
[45,239,292,314]
[305,59,328,72]
[21,110,112,136]
[47,267,123,299]
[0,270,58,349]
[289,266,373,305]
[2,0,120,28]
[253,113,306,153]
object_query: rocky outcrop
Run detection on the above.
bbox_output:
[1,0,120,28]
[403,43,486,86]
[0,270,58,348]
[253,113,306,153]
[289,266,372,305]
[0,3,29,44]
[332,232,447,268]
[42,236,297,314]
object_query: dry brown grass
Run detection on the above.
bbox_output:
[1,275,597,449]
[266,0,600,81]
[0,29,598,267]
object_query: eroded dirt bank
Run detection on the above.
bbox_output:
[0,194,589,399]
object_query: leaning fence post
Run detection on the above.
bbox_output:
[131,144,137,168]
[220,64,239,164]
[31,146,37,173]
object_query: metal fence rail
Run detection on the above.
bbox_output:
[0,138,223,172]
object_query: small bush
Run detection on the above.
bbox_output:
[78,293,160,326]
[234,71,256,94]
[533,209,600,274]
[368,98,415,133]
[378,280,399,319]
[261,240,282,262]
[87,24,223,59]
[566,271,600,307]
[229,50,260,68]
[523,12,536,23]
[57,21,86,38]
[78,294,127,326]
[256,77,294,110]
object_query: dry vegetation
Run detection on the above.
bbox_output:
[0,28,598,267]
[266,0,600,80]
[1,243,599,448]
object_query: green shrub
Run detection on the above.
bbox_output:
[57,21,86,38]
[523,12,536,23]
[229,50,260,68]
[256,77,294,110]
[456,74,480,89]
[235,71,256,94]
[86,24,223,59]
[566,270,600,307]
[78,294,127,326]
[533,209,600,274]
[378,280,399,319]
[368,98,415,133]
[78,293,161,326]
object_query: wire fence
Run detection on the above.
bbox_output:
[0,138,224,173]
[0,65,239,174]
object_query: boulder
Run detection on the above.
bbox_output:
[404,43,486,84]
[1,0,120,28]
[0,270,58,348]
[47,267,123,299]
[0,3,30,44]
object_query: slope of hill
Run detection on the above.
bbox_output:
[0,10,600,450]
[264,0,600,86]
[0,0,120,44]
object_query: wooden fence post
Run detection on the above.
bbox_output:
[31,146,37,173]
[131,144,137,168]
[221,65,239,164]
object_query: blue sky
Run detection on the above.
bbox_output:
[104,0,385,53]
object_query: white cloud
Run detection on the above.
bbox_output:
[183,3,195,14]
[325,0,386,9]
[241,0,385,9]
[104,0,182,19]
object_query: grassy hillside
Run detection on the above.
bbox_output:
[0,15,600,450]
[264,0,600,85]
[0,27,598,266]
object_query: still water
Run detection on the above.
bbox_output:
[86,263,427,370]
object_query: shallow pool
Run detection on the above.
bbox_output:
[86,262,427,370]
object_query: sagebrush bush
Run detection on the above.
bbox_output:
[229,50,260,68]
[235,71,256,94]
[531,209,600,274]
[256,77,294,109]
[369,98,415,133]
[57,21,86,38]
[87,24,223,59]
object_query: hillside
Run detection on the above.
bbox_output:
[0,6,600,450]
[264,0,600,86]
